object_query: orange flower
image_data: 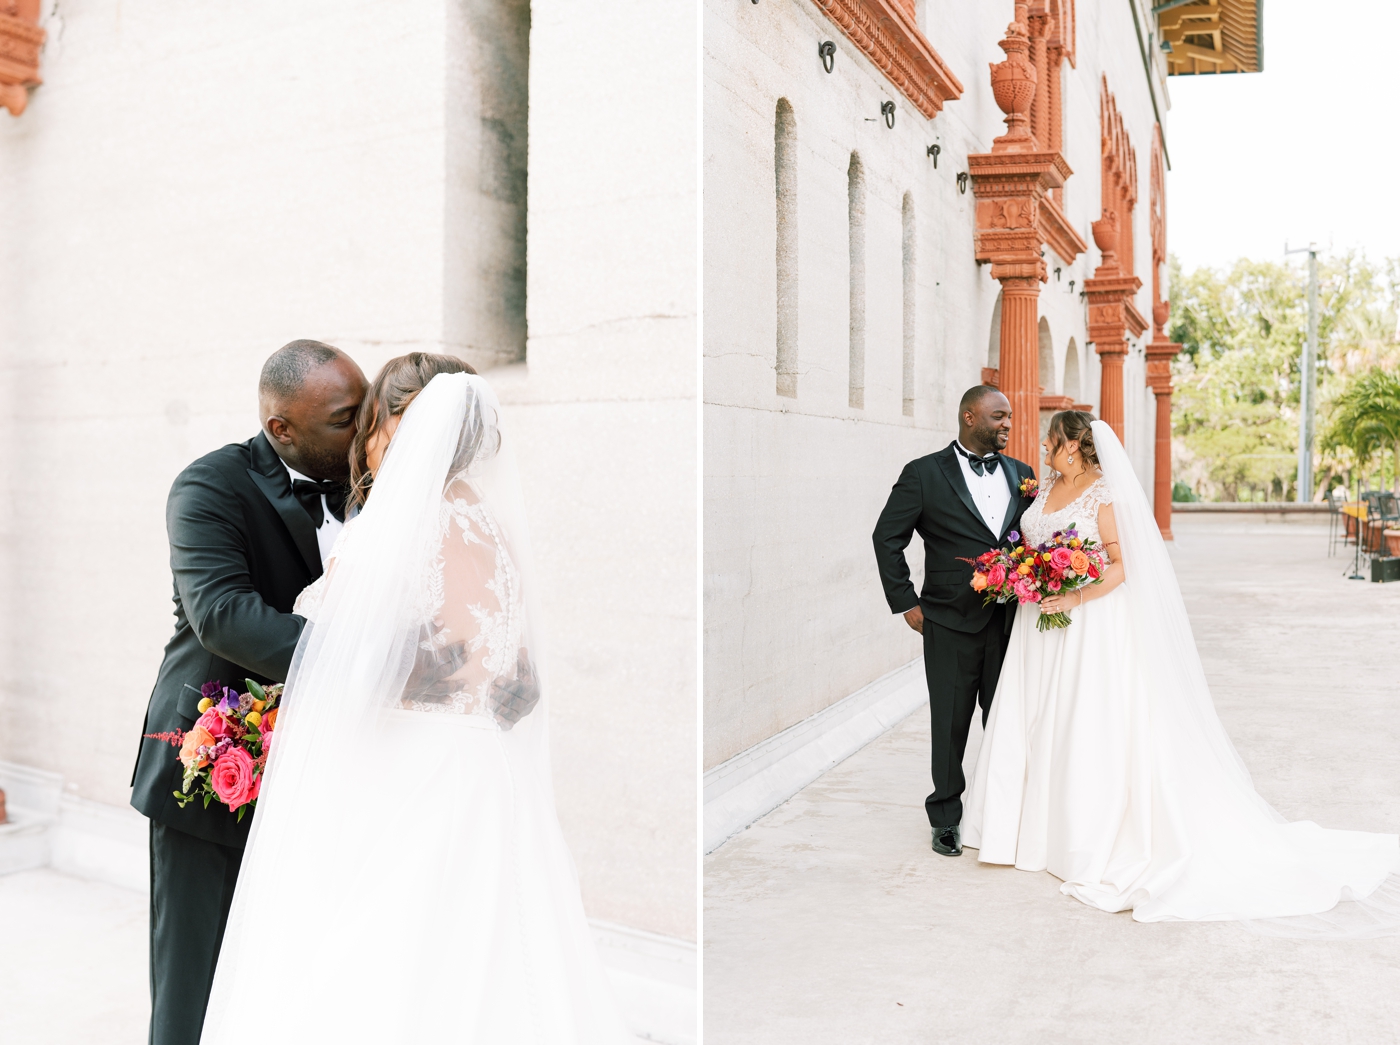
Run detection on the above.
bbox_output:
[1017,563,1032,575]
[1069,549,1090,573]
[971,572,989,592]
[261,707,279,733]
[179,725,215,770]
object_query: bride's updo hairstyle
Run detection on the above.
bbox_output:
[349,352,479,508]
[1045,410,1100,472]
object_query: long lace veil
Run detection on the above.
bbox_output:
[201,372,594,1038]
[1093,420,1400,936]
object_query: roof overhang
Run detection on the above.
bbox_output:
[1155,0,1263,76]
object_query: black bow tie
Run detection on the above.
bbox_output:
[956,445,1000,476]
[291,478,349,527]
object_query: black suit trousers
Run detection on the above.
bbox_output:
[923,610,1010,830]
[148,821,243,1045]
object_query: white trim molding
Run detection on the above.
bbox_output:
[704,658,925,853]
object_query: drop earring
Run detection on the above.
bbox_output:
[1068,455,1074,465]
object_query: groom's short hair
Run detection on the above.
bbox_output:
[959,384,1001,415]
[259,340,343,402]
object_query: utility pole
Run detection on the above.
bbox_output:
[1286,243,1319,501]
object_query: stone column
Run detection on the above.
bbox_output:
[1147,301,1183,538]
[1027,5,1050,151]
[969,1,1085,471]
[1084,211,1143,443]
[999,277,1043,466]
[1046,41,1064,208]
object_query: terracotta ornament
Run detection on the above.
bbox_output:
[1084,78,1146,444]
[1145,130,1183,537]
[809,0,963,119]
[0,0,43,117]
[970,1,1086,472]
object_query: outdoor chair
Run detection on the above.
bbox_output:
[1377,492,1400,558]
[1361,492,1386,557]
[1325,488,1345,556]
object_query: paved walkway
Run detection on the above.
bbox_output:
[704,516,1400,1045]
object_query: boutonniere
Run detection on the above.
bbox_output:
[1019,476,1039,499]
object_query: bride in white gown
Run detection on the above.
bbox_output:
[201,359,630,1043]
[962,411,1400,929]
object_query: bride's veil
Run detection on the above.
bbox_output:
[1092,420,1266,803]
[1093,419,1400,936]
[201,371,571,1037]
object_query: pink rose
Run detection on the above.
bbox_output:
[1048,579,1061,592]
[1050,547,1073,570]
[987,564,1007,588]
[209,748,258,811]
[197,708,232,740]
[1012,578,1034,602]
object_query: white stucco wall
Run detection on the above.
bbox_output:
[0,0,695,943]
[703,0,1166,767]
[519,0,697,941]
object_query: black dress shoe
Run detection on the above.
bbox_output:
[932,825,962,857]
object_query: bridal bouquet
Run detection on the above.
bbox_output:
[962,525,1107,631]
[144,680,282,820]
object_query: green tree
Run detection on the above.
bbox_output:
[1167,252,1400,501]
[1323,368,1400,496]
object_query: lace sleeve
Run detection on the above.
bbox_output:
[400,481,535,725]
[1087,475,1114,509]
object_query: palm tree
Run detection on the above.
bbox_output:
[1324,368,1400,496]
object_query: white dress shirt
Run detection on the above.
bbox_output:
[282,462,345,566]
[954,441,1012,538]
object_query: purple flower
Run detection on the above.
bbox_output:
[1007,531,1020,544]
[201,680,223,700]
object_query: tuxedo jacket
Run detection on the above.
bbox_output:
[131,433,322,848]
[872,442,1036,635]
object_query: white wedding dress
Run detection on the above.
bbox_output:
[963,420,1400,930]
[201,374,630,1043]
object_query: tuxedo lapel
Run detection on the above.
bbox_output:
[997,455,1022,538]
[935,445,997,540]
[247,433,323,575]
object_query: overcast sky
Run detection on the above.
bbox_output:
[1166,0,1396,274]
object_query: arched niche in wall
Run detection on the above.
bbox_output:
[1038,316,1055,394]
[848,151,866,410]
[901,191,916,417]
[1064,337,1082,403]
[775,97,799,398]
[1036,316,1057,449]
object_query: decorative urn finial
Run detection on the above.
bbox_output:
[988,1,1037,152]
[1091,210,1120,273]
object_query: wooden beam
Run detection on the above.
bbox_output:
[1158,3,1220,30]
[1171,42,1227,63]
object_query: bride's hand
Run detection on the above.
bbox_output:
[1040,590,1082,614]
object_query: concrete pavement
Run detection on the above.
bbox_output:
[703,516,1400,1045]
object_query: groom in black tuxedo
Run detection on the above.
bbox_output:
[131,340,367,1045]
[872,385,1036,857]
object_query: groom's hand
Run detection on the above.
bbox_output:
[903,606,924,634]
[403,639,470,703]
[490,649,541,730]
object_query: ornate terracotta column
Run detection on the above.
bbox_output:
[1145,130,1181,537]
[970,1,1086,470]
[1084,82,1145,444]
[1146,300,1182,539]
[0,0,44,116]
